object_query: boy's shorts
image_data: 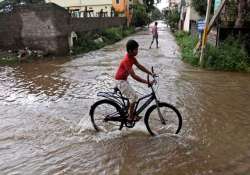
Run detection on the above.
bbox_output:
[116,80,138,103]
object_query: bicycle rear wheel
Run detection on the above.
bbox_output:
[90,99,123,133]
[144,102,182,136]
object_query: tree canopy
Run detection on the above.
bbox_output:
[132,4,150,26]
[143,0,161,12]
[191,0,207,16]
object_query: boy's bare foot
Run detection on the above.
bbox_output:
[126,118,134,127]
[127,116,140,122]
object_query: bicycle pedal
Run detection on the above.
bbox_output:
[125,121,135,128]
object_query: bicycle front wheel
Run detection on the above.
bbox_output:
[144,102,182,136]
[90,99,123,133]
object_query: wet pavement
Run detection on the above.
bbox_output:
[0,21,250,175]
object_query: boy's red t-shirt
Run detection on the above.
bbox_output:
[115,53,137,80]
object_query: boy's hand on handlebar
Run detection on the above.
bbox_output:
[149,79,156,86]
[151,73,157,77]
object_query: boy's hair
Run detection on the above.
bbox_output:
[155,22,158,25]
[126,39,139,52]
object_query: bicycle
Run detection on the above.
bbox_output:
[89,67,182,136]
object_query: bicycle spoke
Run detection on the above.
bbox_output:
[91,100,122,133]
[145,103,182,135]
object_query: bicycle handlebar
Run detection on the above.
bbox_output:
[147,66,158,88]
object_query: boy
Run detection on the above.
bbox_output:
[149,22,159,49]
[115,39,154,125]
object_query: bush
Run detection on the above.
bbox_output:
[191,0,207,16]
[132,4,150,27]
[205,37,250,71]
[175,31,250,72]
[174,31,199,66]
[102,27,123,43]
[165,8,180,31]
[72,32,104,53]
[151,7,163,21]
[72,27,135,55]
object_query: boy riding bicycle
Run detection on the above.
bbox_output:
[115,39,154,126]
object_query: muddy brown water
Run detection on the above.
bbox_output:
[0,21,250,175]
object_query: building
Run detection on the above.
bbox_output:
[183,5,200,32]
[112,0,143,25]
[45,0,113,17]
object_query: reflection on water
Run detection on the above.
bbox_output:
[0,21,250,175]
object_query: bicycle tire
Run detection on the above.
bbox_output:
[90,99,123,132]
[144,102,182,136]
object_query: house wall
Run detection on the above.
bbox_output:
[71,17,126,32]
[45,0,80,8]
[0,3,70,55]
[183,6,200,32]
[0,3,126,55]
[112,0,134,25]
[0,9,23,49]
[112,0,126,13]
[46,0,113,17]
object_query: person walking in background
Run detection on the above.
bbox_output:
[149,22,159,49]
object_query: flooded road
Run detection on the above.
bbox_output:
[0,21,250,175]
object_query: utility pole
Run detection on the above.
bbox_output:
[199,0,212,66]
[194,0,227,53]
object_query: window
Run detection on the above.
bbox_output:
[116,0,119,4]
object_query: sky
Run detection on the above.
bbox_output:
[156,0,169,11]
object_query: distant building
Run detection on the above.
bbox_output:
[45,0,113,17]
[112,0,142,25]
[183,3,200,32]
[173,0,200,32]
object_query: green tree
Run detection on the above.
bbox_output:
[151,7,163,21]
[191,0,207,16]
[143,0,161,12]
[165,7,180,30]
[132,4,150,26]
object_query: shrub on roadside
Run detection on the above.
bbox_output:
[174,31,199,66]
[0,54,18,64]
[132,4,150,27]
[205,37,250,71]
[102,27,123,43]
[174,31,250,72]
[165,7,180,31]
[72,32,105,54]
[72,27,135,55]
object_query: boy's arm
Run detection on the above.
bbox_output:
[135,61,153,75]
[129,68,148,84]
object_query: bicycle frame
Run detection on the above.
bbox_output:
[134,79,166,125]
[97,76,161,116]
[134,92,156,116]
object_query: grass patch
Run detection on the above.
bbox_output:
[205,37,250,72]
[174,31,250,72]
[72,27,135,55]
[0,52,19,65]
[174,31,199,66]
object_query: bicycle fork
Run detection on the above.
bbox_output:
[155,100,166,125]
